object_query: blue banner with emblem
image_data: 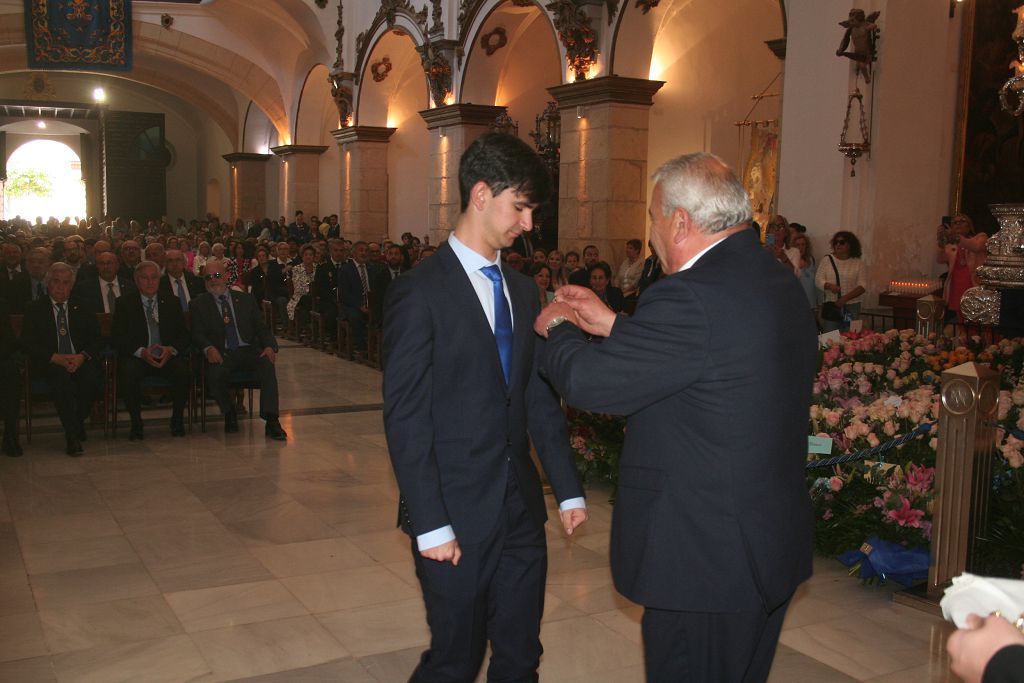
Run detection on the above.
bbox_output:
[24,0,132,72]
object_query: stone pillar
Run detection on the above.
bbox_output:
[330,126,396,243]
[928,362,999,593]
[548,76,663,268]
[223,153,271,222]
[419,104,506,245]
[270,144,328,220]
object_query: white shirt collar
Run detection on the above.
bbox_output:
[678,236,729,272]
[449,233,500,277]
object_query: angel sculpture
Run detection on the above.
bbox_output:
[836,8,880,84]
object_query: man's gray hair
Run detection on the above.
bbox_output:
[44,261,74,285]
[134,260,160,279]
[652,152,752,234]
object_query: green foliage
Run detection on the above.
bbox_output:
[5,168,53,199]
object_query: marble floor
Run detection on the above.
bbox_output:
[0,343,958,682]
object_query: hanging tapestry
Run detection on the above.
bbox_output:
[742,124,779,231]
[24,0,132,72]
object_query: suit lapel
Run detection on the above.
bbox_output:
[437,244,508,390]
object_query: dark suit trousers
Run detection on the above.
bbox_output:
[118,355,189,423]
[341,305,368,351]
[0,359,20,430]
[43,361,101,437]
[206,346,279,419]
[318,299,339,339]
[640,595,792,683]
[410,472,546,683]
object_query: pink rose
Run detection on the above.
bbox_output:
[829,477,843,492]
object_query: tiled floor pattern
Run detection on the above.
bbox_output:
[0,345,957,681]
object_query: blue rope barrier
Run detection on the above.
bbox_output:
[1011,429,1024,441]
[805,421,937,470]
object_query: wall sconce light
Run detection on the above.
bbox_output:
[36,120,46,129]
[576,105,585,120]
[92,87,106,103]
[439,127,446,138]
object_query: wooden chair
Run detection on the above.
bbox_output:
[308,295,326,350]
[260,299,274,333]
[198,359,258,432]
[366,291,383,369]
[336,318,353,361]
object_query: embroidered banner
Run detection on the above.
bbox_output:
[24,0,132,72]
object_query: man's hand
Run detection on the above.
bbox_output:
[205,347,224,364]
[560,508,588,536]
[420,539,461,566]
[533,302,578,338]
[554,285,618,338]
[65,353,85,373]
[948,613,1024,683]
[259,347,277,364]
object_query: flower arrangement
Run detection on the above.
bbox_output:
[811,330,1024,579]
[565,408,625,491]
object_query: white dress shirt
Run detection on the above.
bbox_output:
[415,236,585,552]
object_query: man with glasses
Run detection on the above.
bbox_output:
[189,259,286,440]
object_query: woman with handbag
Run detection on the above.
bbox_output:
[815,231,867,332]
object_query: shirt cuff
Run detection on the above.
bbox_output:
[559,497,586,512]
[133,347,145,358]
[416,525,455,551]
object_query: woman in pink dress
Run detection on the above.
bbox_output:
[937,214,987,323]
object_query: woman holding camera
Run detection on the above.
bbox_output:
[937,214,987,324]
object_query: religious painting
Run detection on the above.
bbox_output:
[23,0,133,72]
[955,0,1024,234]
[742,124,779,230]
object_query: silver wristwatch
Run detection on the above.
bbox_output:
[545,315,569,333]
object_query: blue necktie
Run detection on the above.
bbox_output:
[480,265,512,384]
[219,295,242,350]
[56,303,73,354]
[175,278,188,312]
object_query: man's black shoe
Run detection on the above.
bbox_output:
[224,411,239,433]
[170,419,186,437]
[128,423,144,441]
[265,420,287,441]
[66,438,83,456]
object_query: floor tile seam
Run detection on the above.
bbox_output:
[47,632,214,679]
[780,626,910,679]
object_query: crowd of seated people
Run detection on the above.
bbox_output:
[0,211,656,457]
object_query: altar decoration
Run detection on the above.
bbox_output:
[567,329,1024,580]
[24,0,132,72]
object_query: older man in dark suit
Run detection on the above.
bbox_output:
[3,247,49,314]
[384,133,586,682]
[190,258,286,440]
[537,152,817,682]
[159,249,204,313]
[72,251,132,315]
[112,261,191,440]
[21,262,103,456]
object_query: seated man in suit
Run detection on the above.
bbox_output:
[338,241,374,354]
[160,249,204,313]
[21,262,103,456]
[568,244,600,286]
[72,251,131,315]
[312,239,348,341]
[118,240,142,283]
[265,242,293,327]
[4,247,49,314]
[0,299,21,457]
[112,261,191,440]
[190,258,286,440]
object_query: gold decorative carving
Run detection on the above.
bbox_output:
[420,40,454,106]
[160,14,173,29]
[371,56,393,82]
[332,0,344,72]
[635,0,660,14]
[546,0,599,81]
[355,0,428,86]
[329,72,354,126]
[430,0,444,34]
[23,72,56,100]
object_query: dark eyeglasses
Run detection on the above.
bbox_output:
[832,239,847,246]
[203,272,223,280]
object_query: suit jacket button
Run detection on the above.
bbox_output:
[506,398,511,407]
[506,438,512,446]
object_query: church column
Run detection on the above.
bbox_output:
[223,153,271,222]
[330,126,395,242]
[548,76,664,267]
[270,145,328,220]
[419,104,506,245]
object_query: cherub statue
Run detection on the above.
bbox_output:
[837,8,880,83]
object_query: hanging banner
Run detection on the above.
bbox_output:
[742,124,779,230]
[24,0,132,72]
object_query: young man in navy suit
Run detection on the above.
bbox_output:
[537,153,817,682]
[384,133,587,682]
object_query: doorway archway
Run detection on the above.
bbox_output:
[3,138,86,223]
